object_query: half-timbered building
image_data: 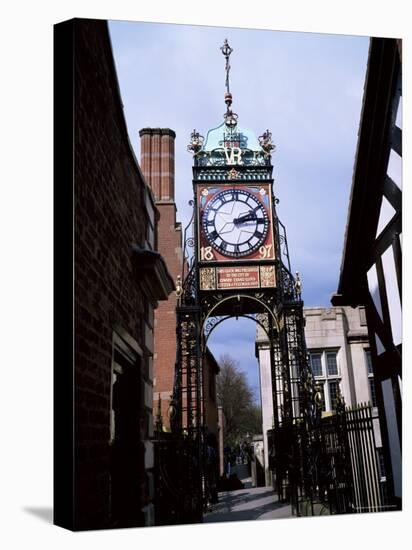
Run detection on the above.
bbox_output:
[332,37,402,509]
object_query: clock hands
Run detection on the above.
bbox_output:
[233,212,257,225]
[203,189,269,256]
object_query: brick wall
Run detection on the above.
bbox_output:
[73,19,161,530]
[139,129,182,429]
[153,202,183,427]
[140,129,220,435]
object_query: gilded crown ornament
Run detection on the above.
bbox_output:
[187,129,204,154]
[258,129,276,156]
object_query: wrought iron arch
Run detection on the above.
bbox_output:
[201,293,280,339]
[202,312,271,350]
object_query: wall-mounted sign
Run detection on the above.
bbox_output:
[199,265,276,291]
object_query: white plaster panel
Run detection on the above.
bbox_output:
[381,245,402,346]
[395,95,402,130]
[367,264,383,321]
[376,196,396,238]
[387,148,402,190]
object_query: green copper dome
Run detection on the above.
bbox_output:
[202,121,262,153]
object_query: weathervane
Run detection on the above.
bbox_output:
[220,39,237,126]
[220,38,233,94]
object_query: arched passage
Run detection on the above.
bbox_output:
[203,304,280,491]
[201,293,280,351]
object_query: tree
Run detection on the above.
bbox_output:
[216,354,262,447]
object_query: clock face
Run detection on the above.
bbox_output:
[202,188,269,257]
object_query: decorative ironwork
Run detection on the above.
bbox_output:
[258,129,276,156]
[260,265,276,287]
[224,110,238,128]
[187,129,204,155]
[181,267,197,304]
[279,265,298,302]
[202,312,271,348]
[181,201,195,281]
[255,312,270,334]
[227,167,240,179]
[166,38,346,525]
[294,271,302,299]
[221,38,233,96]
[199,268,216,291]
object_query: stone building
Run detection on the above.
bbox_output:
[54,19,174,530]
[256,306,382,486]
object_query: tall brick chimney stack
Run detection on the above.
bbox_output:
[139,128,176,201]
[139,126,182,431]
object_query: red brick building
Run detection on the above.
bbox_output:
[54,19,174,530]
[139,128,182,428]
[139,128,220,436]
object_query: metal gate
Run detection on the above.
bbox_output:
[153,433,203,526]
[269,402,390,516]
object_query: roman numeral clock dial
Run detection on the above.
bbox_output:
[202,189,269,258]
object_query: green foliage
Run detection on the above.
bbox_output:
[216,354,262,447]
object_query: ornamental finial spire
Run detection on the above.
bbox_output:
[220,39,238,127]
[221,38,233,95]
[221,39,234,115]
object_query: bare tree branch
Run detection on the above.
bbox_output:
[216,354,262,447]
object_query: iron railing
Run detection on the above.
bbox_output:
[268,402,390,516]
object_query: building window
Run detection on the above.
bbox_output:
[316,381,326,412]
[309,350,341,412]
[365,349,377,407]
[310,353,323,377]
[359,306,367,326]
[369,378,378,407]
[326,352,338,375]
[365,349,373,375]
[329,380,339,411]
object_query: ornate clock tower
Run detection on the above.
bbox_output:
[168,39,317,522]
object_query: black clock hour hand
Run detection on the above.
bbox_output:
[233,212,256,225]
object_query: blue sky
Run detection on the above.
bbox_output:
[108,20,369,401]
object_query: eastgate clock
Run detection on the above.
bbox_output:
[197,183,276,263]
[202,188,269,257]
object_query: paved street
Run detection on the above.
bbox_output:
[204,464,293,523]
